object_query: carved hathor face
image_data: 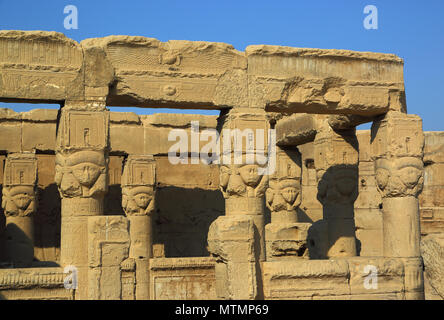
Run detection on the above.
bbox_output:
[55,151,107,197]
[238,164,262,187]
[122,186,154,216]
[266,179,301,212]
[1,186,36,217]
[375,157,423,197]
[316,165,358,205]
[220,163,267,198]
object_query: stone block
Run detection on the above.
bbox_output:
[0,30,84,102]
[348,257,404,295]
[263,260,350,299]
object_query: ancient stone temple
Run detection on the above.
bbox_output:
[0,30,443,300]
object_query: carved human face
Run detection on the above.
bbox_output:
[12,193,33,210]
[122,186,154,216]
[266,180,300,212]
[71,162,102,187]
[375,158,423,197]
[317,166,358,204]
[133,192,152,209]
[2,186,36,217]
[281,186,298,205]
[238,164,261,187]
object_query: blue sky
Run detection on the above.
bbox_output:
[0,0,443,130]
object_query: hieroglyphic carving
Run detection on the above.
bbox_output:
[2,153,38,217]
[55,108,110,299]
[265,147,310,260]
[121,155,156,217]
[120,155,156,299]
[265,148,302,216]
[0,38,82,68]
[57,110,108,150]
[1,153,38,266]
[0,31,83,101]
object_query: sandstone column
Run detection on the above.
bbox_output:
[312,119,359,258]
[208,109,270,299]
[371,111,425,299]
[265,146,311,260]
[55,104,109,299]
[1,153,38,266]
[120,155,156,300]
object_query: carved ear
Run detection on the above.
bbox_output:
[254,174,268,197]
[145,197,155,216]
[293,192,302,208]
[54,165,63,186]
[375,168,389,191]
[89,172,107,197]
[265,188,274,210]
[5,195,18,216]
[24,199,36,216]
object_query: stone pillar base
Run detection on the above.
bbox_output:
[265,222,310,261]
[207,215,261,300]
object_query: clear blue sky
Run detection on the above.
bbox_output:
[0,0,443,130]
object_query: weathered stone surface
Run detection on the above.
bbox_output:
[246,45,404,114]
[83,36,248,109]
[275,114,318,146]
[263,260,350,299]
[0,30,84,102]
[328,114,374,130]
[421,234,444,299]
[0,31,406,116]
[149,257,216,300]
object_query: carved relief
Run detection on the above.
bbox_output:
[375,157,424,198]
[317,165,359,205]
[266,149,302,214]
[2,186,36,217]
[2,153,38,217]
[219,163,268,199]
[55,150,108,199]
[57,110,109,150]
[122,186,155,216]
[121,155,156,216]
[314,125,359,206]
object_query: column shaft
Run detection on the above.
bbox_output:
[1,153,38,267]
